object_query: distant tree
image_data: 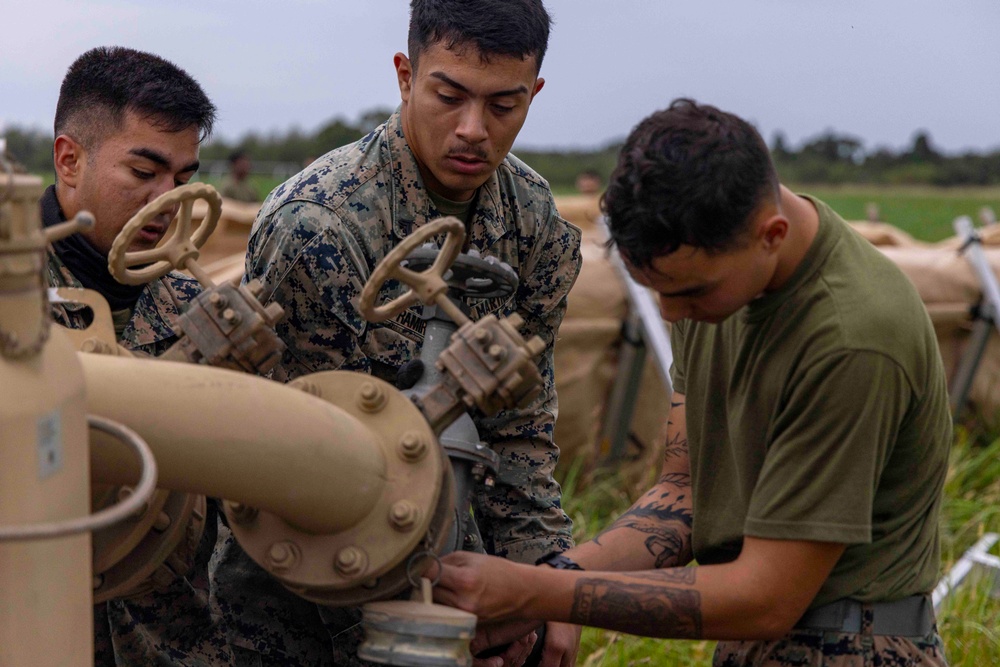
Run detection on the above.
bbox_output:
[771,131,792,160]
[357,107,396,134]
[800,131,865,164]
[314,118,362,155]
[907,130,941,163]
[2,126,53,174]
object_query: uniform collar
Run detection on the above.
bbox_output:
[384,110,509,252]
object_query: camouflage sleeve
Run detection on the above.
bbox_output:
[473,208,583,564]
[244,201,372,382]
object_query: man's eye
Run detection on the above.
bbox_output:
[132,169,154,180]
[492,104,514,114]
[438,94,460,105]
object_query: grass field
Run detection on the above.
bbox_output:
[788,184,1000,243]
[549,183,1000,245]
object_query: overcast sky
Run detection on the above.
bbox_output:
[3,0,998,154]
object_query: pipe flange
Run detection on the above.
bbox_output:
[225,371,447,603]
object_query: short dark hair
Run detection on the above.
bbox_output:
[228,149,248,164]
[603,99,780,269]
[407,0,552,73]
[54,46,216,150]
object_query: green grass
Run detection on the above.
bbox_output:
[558,431,1000,666]
[792,184,1000,243]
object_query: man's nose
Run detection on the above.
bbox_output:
[456,105,488,144]
[151,178,180,217]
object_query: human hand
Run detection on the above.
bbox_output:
[471,626,538,667]
[469,620,580,667]
[535,622,581,667]
[432,550,530,621]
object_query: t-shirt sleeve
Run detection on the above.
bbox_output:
[744,350,911,544]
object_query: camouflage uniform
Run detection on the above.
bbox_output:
[213,109,581,664]
[41,190,235,665]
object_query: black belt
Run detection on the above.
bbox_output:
[794,594,934,637]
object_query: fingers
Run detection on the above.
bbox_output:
[470,620,544,654]
[538,622,582,667]
[472,631,537,667]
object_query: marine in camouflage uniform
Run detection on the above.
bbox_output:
[41,184,236,666]
[210,108,581,664]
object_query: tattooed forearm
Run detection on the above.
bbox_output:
[571,578,703,639]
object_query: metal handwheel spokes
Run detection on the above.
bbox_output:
[108,182,221,286]
[358,217,469,325]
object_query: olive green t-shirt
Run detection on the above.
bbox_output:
[671,196,951,607]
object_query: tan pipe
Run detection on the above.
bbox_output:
[1,173,92,666]
[81,353,386,535]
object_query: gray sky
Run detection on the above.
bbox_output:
[3,0,999,154]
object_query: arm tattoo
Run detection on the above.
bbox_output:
[658,472,691,488]
[620,567,697,585]
[663,431,688,462]
[593,493,693,566]
[571,578,703,639]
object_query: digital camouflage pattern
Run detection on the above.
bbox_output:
[46,249,201,357]
[214,109,582,663]
[45,251,235,665]
[715,609,948,666]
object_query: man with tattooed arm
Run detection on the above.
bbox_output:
[433,99,952,666]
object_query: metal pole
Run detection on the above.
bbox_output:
[950,216,1000,417]
[595,216,674,462]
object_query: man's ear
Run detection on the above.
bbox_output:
[53,135,84,188]
[394,52,413,102]
[758,214,789,250]
[530,77,545,101]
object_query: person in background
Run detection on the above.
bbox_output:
[574,169,602,196]
[219,149,260,202]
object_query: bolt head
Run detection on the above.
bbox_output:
[399,432,428,462]
[228,502,260,526]
[267,541,301,573]
[389,500,419,531]
[335,546,367,576]
[153,511,171,532]
[358,381,387,412]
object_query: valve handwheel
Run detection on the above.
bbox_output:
[108,182,221,285]
[359,217,468,324]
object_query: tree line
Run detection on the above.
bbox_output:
[5,109,999,190]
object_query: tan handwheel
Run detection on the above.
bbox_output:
[358,217,466,323]
[108,182,221,285]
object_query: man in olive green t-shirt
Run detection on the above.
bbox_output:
[430,99,951,666]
